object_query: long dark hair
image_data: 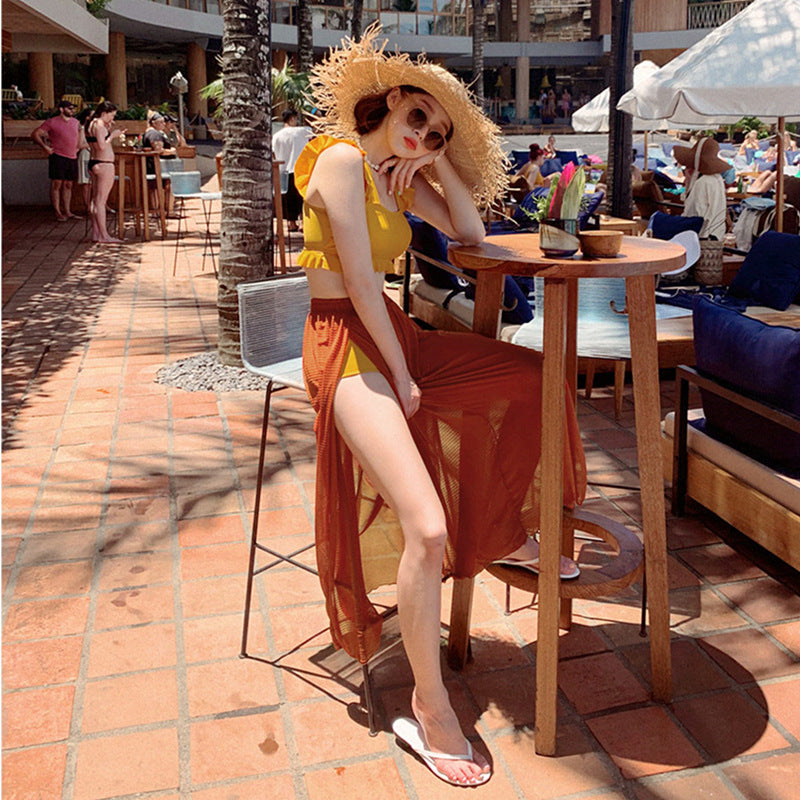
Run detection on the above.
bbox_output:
[85,100,117,135]
[353,84,453,142]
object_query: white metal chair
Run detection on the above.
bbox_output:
[237,277,389,735]
[171,170,221,275]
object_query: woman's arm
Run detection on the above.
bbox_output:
[402,153,485,244]
[307,143,421,416]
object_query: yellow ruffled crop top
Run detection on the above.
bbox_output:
[294,136,415,273]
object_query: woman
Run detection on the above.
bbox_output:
[737,128,759,156]
[674,137,729,240]
[85,100,125,243]
[543,133,557,159]
[296,28,585,787]
[508,142,549,201]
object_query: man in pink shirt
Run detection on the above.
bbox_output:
[32,99,83,221]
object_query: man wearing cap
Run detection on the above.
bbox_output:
[32,100,83,221]
[673,137,730,240]
[143,111,177,215]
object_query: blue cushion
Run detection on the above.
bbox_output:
[509,150,530,172]
[728,231,800,310]
[406,214,464,291]
[541,158,563,177]
[649,211,703,240]
[511,189,548,226]
[554,150,579,166]
[692,296,800,476]
[578,190,606,231]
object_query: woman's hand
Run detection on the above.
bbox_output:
[110,128,126,140]
[380,149,445,195]
[393,370,422,419]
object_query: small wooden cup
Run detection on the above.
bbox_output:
[579,230,623,258]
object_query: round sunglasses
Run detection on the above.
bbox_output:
[406,106,450,151]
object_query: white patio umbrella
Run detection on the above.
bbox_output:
[617,0,800,230]
[573,61,669,134]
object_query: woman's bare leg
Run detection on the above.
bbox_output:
[92,165,121,242]
[334,371,490,785]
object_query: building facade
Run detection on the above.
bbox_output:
[2,0,754,121]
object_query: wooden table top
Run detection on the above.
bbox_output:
[450,234,686,279]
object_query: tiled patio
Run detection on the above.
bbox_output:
[3,194,800,800]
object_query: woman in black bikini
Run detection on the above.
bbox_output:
[85,101,125,243]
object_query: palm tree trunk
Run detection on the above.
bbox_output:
[297,0,314,73]
[471,0,486,110]
[351,0,364,41]
[608,0,635,219]
[218,0,273,366]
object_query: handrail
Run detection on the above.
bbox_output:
[688,0,754,30]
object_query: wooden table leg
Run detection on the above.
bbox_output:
[446,576,474,670]
[471,271,505,338]
[273,161,286,274]
[445,269,504,668]
[140,156,150,242]
[535,277,568,756]
[117,158,126,240]
[625,274,672,703]
[560,278,579,630]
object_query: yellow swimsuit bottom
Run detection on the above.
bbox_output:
[341,343,379,378]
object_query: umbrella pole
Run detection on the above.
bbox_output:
[644,130,649,171]
[776,117,785,233]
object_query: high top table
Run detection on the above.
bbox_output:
[114,148,167,241]
[447,233,685,756]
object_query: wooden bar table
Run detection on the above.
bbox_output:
[114,148,166,241]
[448,233,685,756]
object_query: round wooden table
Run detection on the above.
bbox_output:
[447,233,685,755]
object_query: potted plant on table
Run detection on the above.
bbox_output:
[529,163,585,257]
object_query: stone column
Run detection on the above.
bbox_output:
[29,52,54,109]
[515,1,531,121]
[106,31,127,109]
[187,41,208,119]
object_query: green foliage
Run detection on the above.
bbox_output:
[86,0,111,17]
[200,60,313,121]
[115,103,151,120]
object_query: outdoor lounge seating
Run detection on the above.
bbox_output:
[664,296,800,571]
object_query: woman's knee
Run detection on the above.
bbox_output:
[404,514,448,561]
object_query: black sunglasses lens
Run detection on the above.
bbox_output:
[407,106,446,150]
[407,107,427,129]
[422,132,445,150]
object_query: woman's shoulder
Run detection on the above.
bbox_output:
[294,136,363,197]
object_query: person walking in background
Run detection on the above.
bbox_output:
[31,99,82,221]
[272,108,313,231]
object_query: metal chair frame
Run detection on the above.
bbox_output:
[171,171,221,276]
[237,276,382,735]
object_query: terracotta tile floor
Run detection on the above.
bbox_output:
[3,201,800,800]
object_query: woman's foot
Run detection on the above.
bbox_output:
[496,537,580,579]
[410,689,490,786]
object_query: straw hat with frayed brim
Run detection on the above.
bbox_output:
[308,25,509,206]
[673,137,730,175]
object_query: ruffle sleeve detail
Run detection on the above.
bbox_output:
[294,135,362,199]
[397,186,416,213]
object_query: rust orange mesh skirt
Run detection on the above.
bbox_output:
[302,295,586,664]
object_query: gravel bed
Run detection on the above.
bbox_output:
[155,351,270,392]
